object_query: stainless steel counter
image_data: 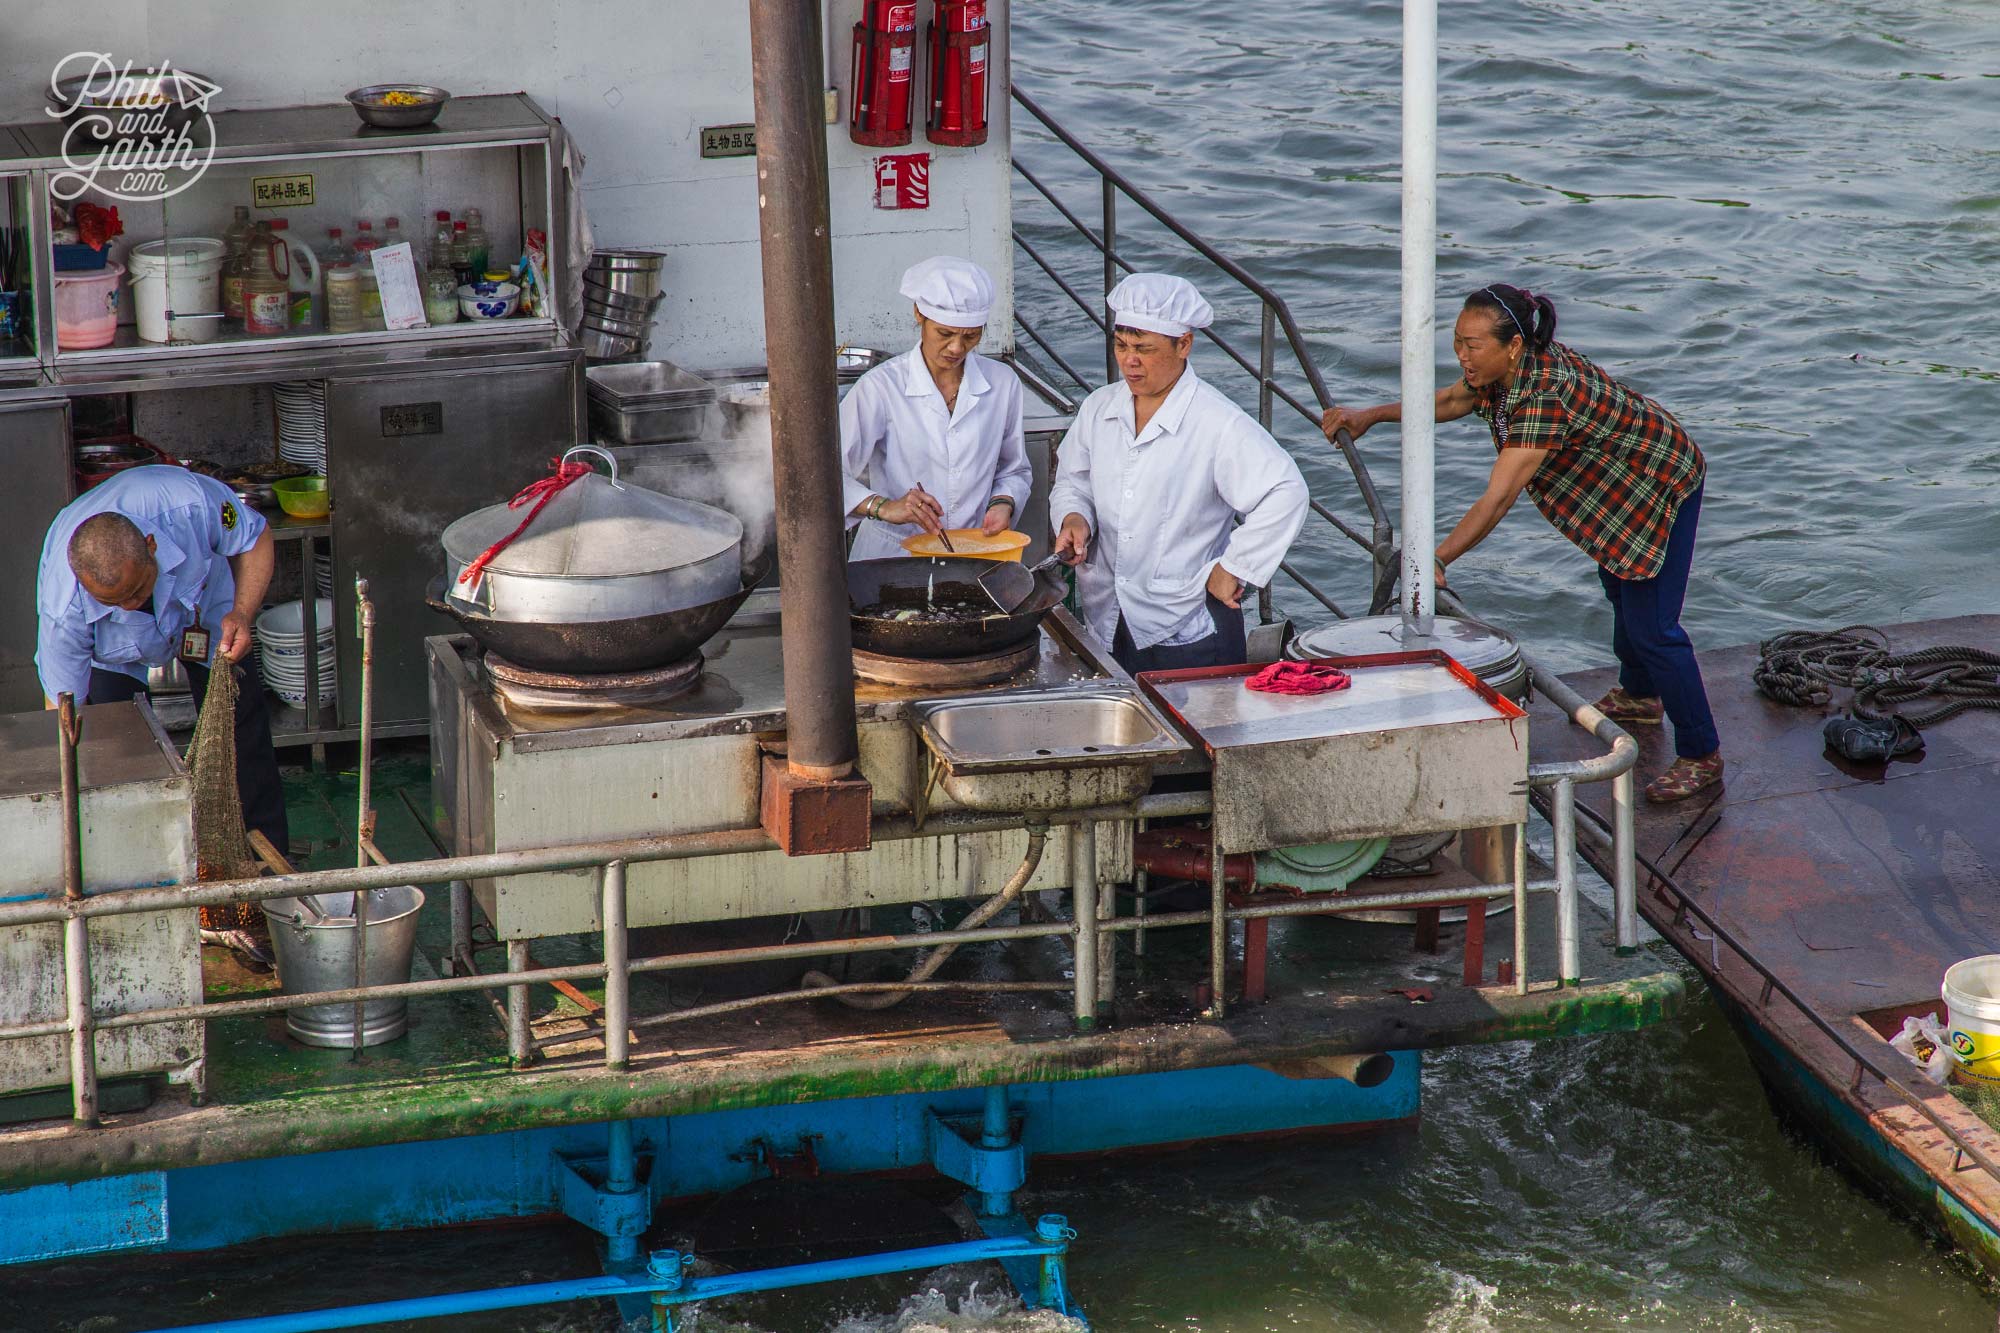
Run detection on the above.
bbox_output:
[452,599,1116,749]
[0,700,200,1096]
[428,608,1143,940]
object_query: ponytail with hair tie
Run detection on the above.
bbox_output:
[1465,283,1558,352]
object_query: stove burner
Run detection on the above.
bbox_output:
[485,652,704,712]
[851,640,1038,688]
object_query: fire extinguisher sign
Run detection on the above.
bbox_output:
[874,153,930,210]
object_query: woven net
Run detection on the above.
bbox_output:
[188,664,262,930]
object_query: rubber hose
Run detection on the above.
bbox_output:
[802,825,1049,1010]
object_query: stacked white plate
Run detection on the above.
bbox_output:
[274,380,328,472]
[256,598,336,708]
[314,551,333,598]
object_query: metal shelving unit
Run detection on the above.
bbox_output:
[0,96,586,739]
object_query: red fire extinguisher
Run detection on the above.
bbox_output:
[850,0,918,147]
[927,0,990,147]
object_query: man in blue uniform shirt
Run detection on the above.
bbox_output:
[36,465,288,855]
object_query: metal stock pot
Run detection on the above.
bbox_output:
[440,446,744,625]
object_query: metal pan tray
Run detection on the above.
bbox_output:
[587,361,717,444]
[586,361,716,408]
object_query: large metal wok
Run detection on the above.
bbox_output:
[427,555,772,674]
[847,556,1067,659]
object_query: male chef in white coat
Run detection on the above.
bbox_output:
[1048,273,1308,674]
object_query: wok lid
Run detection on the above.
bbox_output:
[442,447,743,580]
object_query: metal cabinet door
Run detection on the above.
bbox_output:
[327,354,582,728]
[0,400,74,712]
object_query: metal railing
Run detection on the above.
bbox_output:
[1009,85,1398,619]
[5,683,1639,1128]
[1559,791,2000,1189]
[1002,85,1644,959]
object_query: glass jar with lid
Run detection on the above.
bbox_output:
[423,267,460,325]
[325,265,362,334]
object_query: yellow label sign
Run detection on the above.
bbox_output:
[252,173,315,208]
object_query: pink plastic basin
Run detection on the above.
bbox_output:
[54,262,125,350]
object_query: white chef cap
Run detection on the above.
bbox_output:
[1106,273,1214,337]
[900,255,995,328]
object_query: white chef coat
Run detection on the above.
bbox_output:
[1047,367,1308,651]
[839,346,1033,563]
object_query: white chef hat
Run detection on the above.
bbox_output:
[1106,273,1214,337]
[900,255,995,328]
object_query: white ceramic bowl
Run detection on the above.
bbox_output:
[257,599,334,639]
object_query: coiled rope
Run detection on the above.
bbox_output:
[1753,625,2000,728]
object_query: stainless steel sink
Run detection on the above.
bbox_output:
[912,689,1188,813]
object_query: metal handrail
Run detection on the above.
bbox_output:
[1561,793,2000,1188]
[5,705,1637,1124]
[1010,85,1395,605]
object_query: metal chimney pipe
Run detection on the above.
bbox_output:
[749,0,860,779]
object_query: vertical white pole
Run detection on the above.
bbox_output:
[1401,0,1439,636]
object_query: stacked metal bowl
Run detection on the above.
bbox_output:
[581,249,664,361]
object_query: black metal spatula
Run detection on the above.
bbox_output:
[978,553,1064,613]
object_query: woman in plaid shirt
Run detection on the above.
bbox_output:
[1322,284,1721,803]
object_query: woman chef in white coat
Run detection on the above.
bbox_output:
[840,256,1033,562]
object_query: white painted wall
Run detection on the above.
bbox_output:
[0,0,1013,370]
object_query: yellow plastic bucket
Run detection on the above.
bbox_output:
[899,528,1030,562]
[1943,955,2000,1083]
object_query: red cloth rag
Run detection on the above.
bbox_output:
[1244,661,1352,695]
[455,459,594,589]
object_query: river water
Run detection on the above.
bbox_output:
[32,3,2000,1330]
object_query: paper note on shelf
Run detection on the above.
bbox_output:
[370,243,428,332]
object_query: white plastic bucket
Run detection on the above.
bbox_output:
[1943,955,2000,1083]
[52,262,124,349]
[127,238,226,344]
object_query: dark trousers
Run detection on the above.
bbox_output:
[1112,593,1249,676]
[1597,483,1720,759]
[88,662,290,851]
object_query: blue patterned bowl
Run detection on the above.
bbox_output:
[457,281,520,320]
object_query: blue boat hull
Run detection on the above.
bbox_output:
[0,1055,1418,1265]
[1712,993,2000,1273]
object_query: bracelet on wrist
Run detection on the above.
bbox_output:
[985,496,1015,512]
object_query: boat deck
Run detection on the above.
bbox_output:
[1533,613,2000,1267]
[0,751,1680,1190]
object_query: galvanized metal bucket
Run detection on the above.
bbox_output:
[262,887,425,1048]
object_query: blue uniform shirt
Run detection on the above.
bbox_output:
[35,466,267,703]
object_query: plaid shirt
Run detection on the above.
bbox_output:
[1473,342,1704,580]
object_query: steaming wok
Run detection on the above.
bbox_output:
[848,556,1067,659]
[427,555,772,674]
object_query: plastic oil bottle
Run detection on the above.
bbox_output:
[428,210,453,266]
[267,219,322,331]
[239,223,291,337]
[460,207,490,277]
[449,220,473,287]
[350,220,384,330]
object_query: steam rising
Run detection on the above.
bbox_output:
[712,387,777,577]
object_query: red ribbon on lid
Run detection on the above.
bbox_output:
[455,458,595,589]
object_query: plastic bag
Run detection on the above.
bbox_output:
[1890,1011,1954,1085]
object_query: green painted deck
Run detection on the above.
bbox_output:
[0,745,1685,1190]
